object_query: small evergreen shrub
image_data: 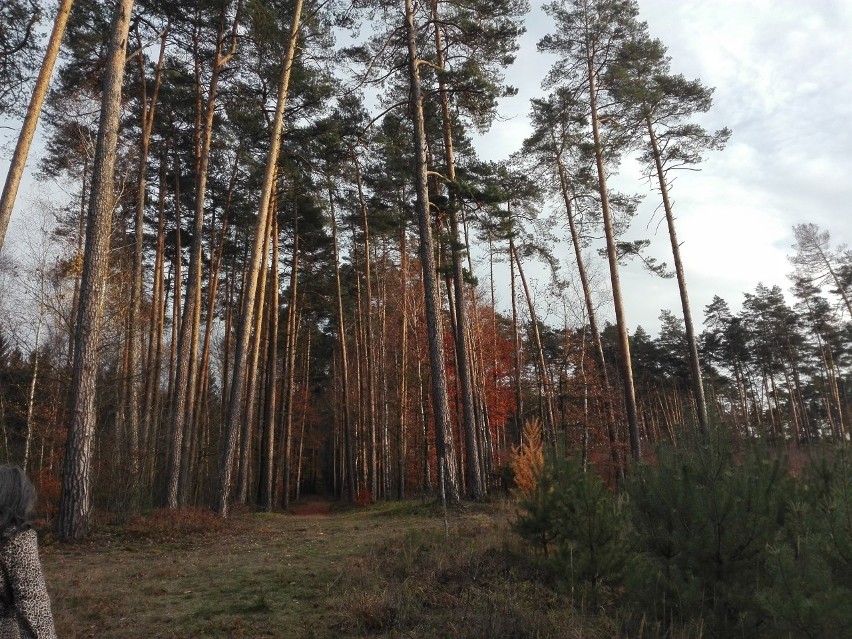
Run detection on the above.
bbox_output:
[626,438,790,638]
[758,449,852,637]
[514,452,629,601]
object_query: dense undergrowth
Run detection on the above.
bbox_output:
[514,437,852,638]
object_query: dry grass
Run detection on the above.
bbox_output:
[38,500,610,638]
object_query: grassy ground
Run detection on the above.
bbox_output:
[39,499,607,639]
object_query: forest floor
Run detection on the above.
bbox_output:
[39,498,608,638]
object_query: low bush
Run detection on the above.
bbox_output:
[512,436,852,638]
[513,452,630,602]
[625,438,790,637]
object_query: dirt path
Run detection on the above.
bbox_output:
[40,504,444,638]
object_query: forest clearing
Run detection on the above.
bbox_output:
[40,499,597,639]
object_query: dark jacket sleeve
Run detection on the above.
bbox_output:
[2,529,57,639]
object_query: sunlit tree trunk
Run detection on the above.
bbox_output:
[404,0,459,503]
[430,0,483,500]
[0,0,75,252]
[258,214,279,510]
[58,0,136,542]
[168,3,241,509]
[216,0,303,516]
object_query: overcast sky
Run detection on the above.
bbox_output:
[476,0,852,335]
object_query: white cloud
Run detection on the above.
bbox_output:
[479,0,852,335]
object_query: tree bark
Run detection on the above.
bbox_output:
[0,0,75,252]
[216,0,303,517]
[403,0,459,504]
[58,0,136,542]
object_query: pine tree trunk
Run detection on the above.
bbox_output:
[404,0,459,504]
[127,29,166,495]
[509,236,523,443]
[397,227,409,499]
[216,0,303,517]
[167,6,241,509]
[258,214,279,510]
[430,0,482,500]
[554,154,623,483]
[58,0,135,542]
[0,0,75,251]
[587,60,641,462]
[141,152,168,483]
[330,188,355,503]
[353,156,378,499]
[237,199,273,504]
[511,243,556,446]
[646,117,709,434]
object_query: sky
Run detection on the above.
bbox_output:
[3,0,852,340]
[475,0,852,335]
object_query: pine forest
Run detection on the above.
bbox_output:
[0,0,850,636]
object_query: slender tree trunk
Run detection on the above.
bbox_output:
[554,154,623,482]
[329,188,355,503]
[168,4,241,509]
[430,0,482,500]
[127,28,167,494]
[258,214,279,510]
[23,308,43,473]
[281,280,299,510]
[509,236,523,443]
[216,0,303,516]
[587,60,641,461]
[0,0,75,251]
[404,0,459,504]
[397,227,409,499]
[353,156,378,499]
[646,117,709,434]
[237,197,273,503]
[511,243,556,446]
[58,0,136,542]
[142,151,168,480]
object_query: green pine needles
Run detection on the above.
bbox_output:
[514,451,630,603]
[513,438,852,638]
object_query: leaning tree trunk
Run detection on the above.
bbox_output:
[645,115,709,434]
[404,0,459,504]
[554,152,623,483]
[0,0,75,252]
[511,243,557,446]
[587,60,641,462]
[58,0,136,542]
[216,0,303,517]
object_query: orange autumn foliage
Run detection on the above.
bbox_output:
[510,419,544,500]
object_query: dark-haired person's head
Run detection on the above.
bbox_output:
[0,465,35,539]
